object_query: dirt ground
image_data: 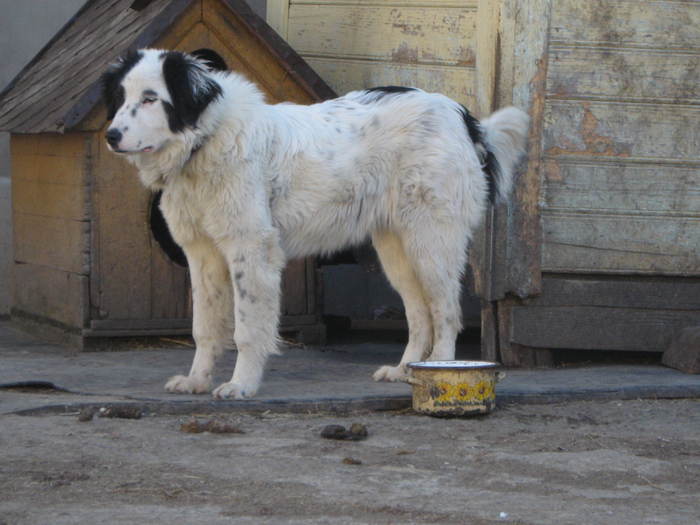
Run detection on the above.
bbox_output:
[1,399,699,525]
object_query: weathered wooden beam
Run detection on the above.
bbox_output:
[663,327,700,374]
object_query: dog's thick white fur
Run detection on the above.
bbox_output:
[101,49,528,399]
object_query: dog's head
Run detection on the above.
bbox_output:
[101,49,224,154]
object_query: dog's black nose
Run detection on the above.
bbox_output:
[105,128,122,148]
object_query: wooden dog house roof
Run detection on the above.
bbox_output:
[0,0,335,134]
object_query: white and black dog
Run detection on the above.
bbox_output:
[101,48,528,399]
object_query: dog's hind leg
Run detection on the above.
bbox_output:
[212,232,285,399]
[371,230,433,382]
[165,239,233,394]
[401,222,467,363]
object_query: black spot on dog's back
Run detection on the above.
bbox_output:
[364,86,417,100]
[458,105,501,204]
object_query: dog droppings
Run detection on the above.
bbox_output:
[342,457,362,465]
[349,423,368,438]
[77,408,96,422]
[320,423,368,441]
[180,418,244,434]
[98,406,142,419]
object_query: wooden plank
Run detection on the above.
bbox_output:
[543,160,700,216]
[280,314,317,326]
[220,0,336,101]
[10,134,86,159]
[266,0,289,38]
[543,100,700,161]
[496,297,518,366]
[492,0,550,299]
[510,305,700,352]
[291,0,477,6]
[203,0,322,104]
[287,4,478,68]
[92,131,152,320]
[475,0,499,118]
[83,327,192,337]
[12,178,87,222]
[305,257,317,315]
[528,276,700,311]
[541,212,700,275]
[306,57,476,106]
[480,302,497,362]
[550,0,700,50]
[469,0,499,301]
[13,213,89,275]
[90,318,191,331]
[11,134,90,222]
[282,259,308,316]
[11,152,84,188]
[547,46,700,105]
[13,263,87,328]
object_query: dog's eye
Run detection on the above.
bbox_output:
[143,96,157,104]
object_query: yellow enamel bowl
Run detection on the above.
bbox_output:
[406,361,505,417]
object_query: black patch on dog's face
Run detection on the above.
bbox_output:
[101,50,144,120]
[161,51,222,133]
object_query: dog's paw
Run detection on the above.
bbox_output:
[372,365,409,382]
[212,381,256,400]
[164,374,212,394]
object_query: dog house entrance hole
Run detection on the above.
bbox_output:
[150,191,187,267]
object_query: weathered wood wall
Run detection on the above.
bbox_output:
[541,0,700,276]
[11,134,91,329]
[269,0,480,110]
[495,0,700,363]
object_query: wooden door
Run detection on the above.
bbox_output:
[488,0,700,363]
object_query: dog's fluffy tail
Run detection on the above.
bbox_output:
[481,106,529,203]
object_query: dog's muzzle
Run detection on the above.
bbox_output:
[105,128,122,149]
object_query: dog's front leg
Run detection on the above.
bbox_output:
[212,232,284,399]
[165,239,233,394]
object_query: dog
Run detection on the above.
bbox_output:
[101,48,528,399]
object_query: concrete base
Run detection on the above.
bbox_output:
[2,321,699,416]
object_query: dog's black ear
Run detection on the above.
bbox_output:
[100,50,143,120]
[191,48,228,72]
[162,51,222,132]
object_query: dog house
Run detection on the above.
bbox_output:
[0,0,335,348]
[270,0,700,364]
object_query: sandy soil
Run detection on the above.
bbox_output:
[1,399,699,524]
